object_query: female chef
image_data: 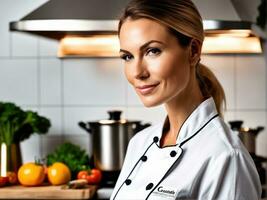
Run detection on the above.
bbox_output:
[110,0,262,199]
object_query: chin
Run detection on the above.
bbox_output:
[140,97,163,108]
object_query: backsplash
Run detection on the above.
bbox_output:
[0,0,266,163]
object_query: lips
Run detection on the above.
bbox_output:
[136,83,160,95]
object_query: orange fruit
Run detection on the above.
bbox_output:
[47,162,71,185]
[18,163,45,186]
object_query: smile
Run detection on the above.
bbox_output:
[136,83,160,95]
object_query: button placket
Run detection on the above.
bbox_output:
[170,150,177,157]
[146,183,154,190]
[125,179,132,185]
[118,141,183,200]
[141,155,148,161]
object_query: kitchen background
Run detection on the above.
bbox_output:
[0,0,266,163]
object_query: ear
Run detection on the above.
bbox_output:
[189,39,201,67]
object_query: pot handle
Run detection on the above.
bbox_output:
[256,126,265,134]
[108,110,122,120]
[228,120,243,130]
[78,122,92,134]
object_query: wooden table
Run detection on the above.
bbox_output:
[0,185,97,199]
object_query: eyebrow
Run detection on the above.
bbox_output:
[119,40,164,54]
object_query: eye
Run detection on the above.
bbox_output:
[120,54,133,62]
[146,48,161,56]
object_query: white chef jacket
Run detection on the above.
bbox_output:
[110,97,262,200]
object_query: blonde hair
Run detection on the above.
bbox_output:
[118,0,226,116]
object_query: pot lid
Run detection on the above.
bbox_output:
[89,110,140,125]
[239,126,264,134]
[228,120,265,134]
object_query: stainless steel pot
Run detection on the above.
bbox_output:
[229,120,264,153]
[79,110,150,172]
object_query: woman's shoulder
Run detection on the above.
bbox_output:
[203,117,253,160]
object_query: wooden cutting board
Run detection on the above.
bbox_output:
[0,184,97,199]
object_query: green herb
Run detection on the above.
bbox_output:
[0,102,51,145]
[46,142,91,178]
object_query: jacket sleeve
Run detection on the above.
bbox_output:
[198,149,262,200]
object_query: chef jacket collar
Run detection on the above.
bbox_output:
[156,97,219,147]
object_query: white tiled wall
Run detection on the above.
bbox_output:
[0,1,267,164]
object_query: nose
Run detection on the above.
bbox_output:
[133,59,149,80]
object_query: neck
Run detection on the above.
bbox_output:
[161,74,204,147]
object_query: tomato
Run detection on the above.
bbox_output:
[7,171,17,185]
[47,162,71,185]
[18,163,45,186]
[0,176,8,187]
[77,170,88,180]
[77,169,102,184]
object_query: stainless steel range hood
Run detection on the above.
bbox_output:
[10,0,263,57]
[10,0,128,39]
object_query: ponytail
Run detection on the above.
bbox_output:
[196,63,226,117]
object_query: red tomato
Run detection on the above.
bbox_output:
[77,169,102,184]
[0,176,8,187]
[7,171,17,184]
[77,170,89,180]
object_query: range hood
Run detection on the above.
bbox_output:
[9,0,263,57]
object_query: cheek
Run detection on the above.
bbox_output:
[149,56,189,81]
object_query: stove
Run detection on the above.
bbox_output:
[99,171,120,188]
[94,171,119,200]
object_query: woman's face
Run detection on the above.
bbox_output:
[119,18,192,107]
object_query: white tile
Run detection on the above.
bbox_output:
[0,0,48,57]
[63,106,127,136]
[201,55,235,109]
[39,107,62,136]
[20,135,41,164]
[127,83,143,106]
[40,135,64,158]
[126,105,166,126]
[256,129,267,157]
[20,106,39,112]
[236,55,266,109]
[40,58,61,105]
[0,24,10,57]
[0,0,48,21]
[39,37,59,57]
[11,32,38,57]
[234,111,266,127]
[258,111,267,157]
[223,110,235,125]
[63,58,126,105]
[0,59,38,105]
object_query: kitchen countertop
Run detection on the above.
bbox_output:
[0,185,96,199]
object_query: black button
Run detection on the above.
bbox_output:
[146,183,154,190]
[153,136,159,143]
[141,155,147,162]
[170,150,177,157]
[125,179,132,185]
